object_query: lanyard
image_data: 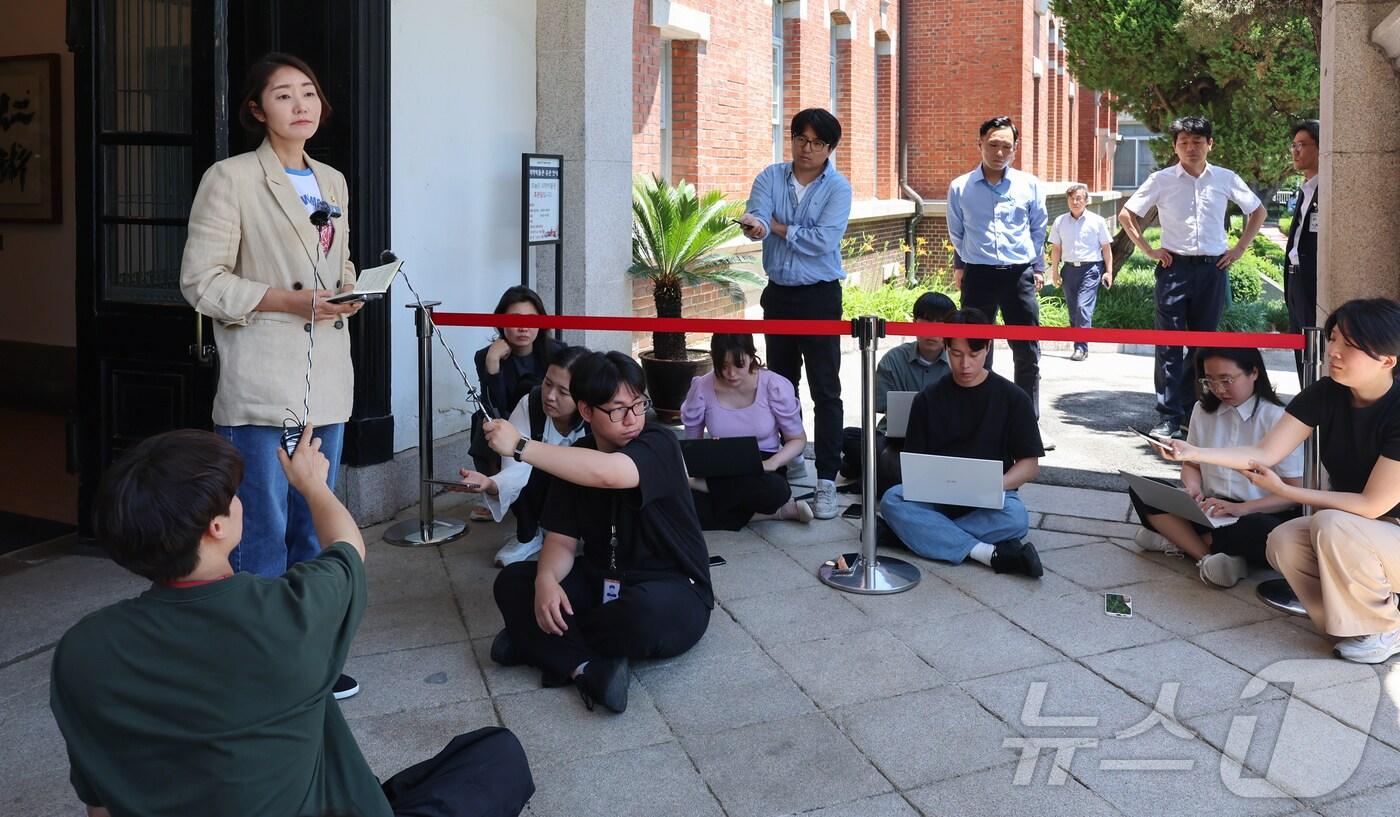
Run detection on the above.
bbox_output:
[607,494,619,574]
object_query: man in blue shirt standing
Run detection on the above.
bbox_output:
[947,116,1051,446]
[738,108,853,519]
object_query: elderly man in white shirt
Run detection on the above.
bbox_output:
[1119,115,1265,440]
[1049,184,1114,361]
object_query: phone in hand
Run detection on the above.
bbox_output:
[424,478,482,490]
[1127,426,1173,451]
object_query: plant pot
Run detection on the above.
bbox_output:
[639,349,713,422]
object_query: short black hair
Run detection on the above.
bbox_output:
[944,308,992,352]
[710,333,762,373]
[1169,115,1213,142]
[791,108,842,150]
[1291,119,1320,147]
[568,351,649,409]
[912,292,957,323]
[979,116,1019,143]
[1325,298,1400,373]
[95,430,244,583]
[549,344,591,371]
[1195,347,1282,413]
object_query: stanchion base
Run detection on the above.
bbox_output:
[1256,578,1307,617]
[384,518,468,548]
[818,552,921,595]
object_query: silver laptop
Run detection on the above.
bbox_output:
[900,452,1005,509]
[885,391,917,438]
[1120,471,1238,529]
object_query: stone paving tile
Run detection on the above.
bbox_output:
[0,555,146,663]
[1186,694,1400,807]
[776,792,921,817]
[525,740,725,817]
[1082,639,1286,721]
[961,659,1153,739]
[702,527,773,556]
[1020,482,1132,522]
[906,761,1124,817]
[769,629,944,709]
[1189,620,1344,692]
[470,636,540,698]
[0,649,51,713]
[1294,666,1400,752]
[351,595,470,658]
[998,589,1174,658]
[496,678,672,766]
[0,679,77,817]
[1027,528,1114,552]
[340,642,487,719]
[649,606,764,668]
[750,517,861,550]
[683,712,892,817]
[1318,783,1400,815]
[724,585,873,648]
[442,552,507,640]
[1042,541,1182,590]
[835,686,1017,789]
[364,545,452,606]
[934,560,1082,610]
[1039,514,1144,540]
[635,648,814,736]
[893,608,1065,682]
[711,547,823,602]
[1120,574,1278,638]
[348,698,498,779]
[841,569,988,625]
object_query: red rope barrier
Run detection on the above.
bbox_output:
[432,311,1305,350]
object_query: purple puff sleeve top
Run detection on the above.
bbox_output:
[681,369,805,453]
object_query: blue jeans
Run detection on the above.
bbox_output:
[879,485,1029,563]
[1061,262,1103,354]
[216,423,344,577]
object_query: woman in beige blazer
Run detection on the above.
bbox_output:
[180,53,362,589]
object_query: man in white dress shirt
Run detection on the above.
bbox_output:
[1049,184,1114,361]
[1118,115,1265,439]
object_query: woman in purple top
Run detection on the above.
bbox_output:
[682,334,813,529]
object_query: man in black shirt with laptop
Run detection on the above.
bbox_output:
[878,309,1045,577]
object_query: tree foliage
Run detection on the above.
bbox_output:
[1056,0,1318,192]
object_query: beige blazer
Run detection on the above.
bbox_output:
[180,140,357,427]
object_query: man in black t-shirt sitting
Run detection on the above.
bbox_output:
[488,351,712,713]
[878,309,1046,577]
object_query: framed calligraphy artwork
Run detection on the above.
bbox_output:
[0,54,61,223]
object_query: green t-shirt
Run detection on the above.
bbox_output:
[49,543,391,817]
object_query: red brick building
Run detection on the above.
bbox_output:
[632,0,1118,324]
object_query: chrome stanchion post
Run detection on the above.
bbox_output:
[386,301,468,548]
[1258,327,1323,616]
[819,315,921,594]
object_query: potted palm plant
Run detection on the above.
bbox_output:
[630,174,765,418]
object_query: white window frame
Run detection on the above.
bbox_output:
[660,41,673,180]
[829,23,839,115]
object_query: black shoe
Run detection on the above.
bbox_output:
[332,673,360,700]
[1149,420,1185,440]
[576,657,629,713]
[876,516,904,550]
[490,628,524,667]
[1070,348,1088,362]
[990,539,1043,578]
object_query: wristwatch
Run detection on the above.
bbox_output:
[512,437,529,462]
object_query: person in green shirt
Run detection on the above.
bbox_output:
[49,428,534,817]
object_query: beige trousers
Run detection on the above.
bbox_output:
[1267,510,1400,637]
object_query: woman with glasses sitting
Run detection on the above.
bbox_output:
[1132,347,1304,587]
[682,334,812,529]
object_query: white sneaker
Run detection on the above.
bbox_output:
[1334,627,1400,664]
[813,479,838,520]
[1198,553,1249,588]
[786,457,809,483]
[1134,528,1176,554]
[778,499,814,523]
[495,531,543,567]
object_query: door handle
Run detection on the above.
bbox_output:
[190,313,216,366]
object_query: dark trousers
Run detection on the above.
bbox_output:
[1154,256,1226,424]
[493,560,710,679]
[962,264,1041,417]
[1128,485,1301,566]
[840,427,903,501]
[692,468,791,531]
[381,727,534,817]
[1061,261,1104,354]
[509,468,552,544]
[762,281,844,480]
[1285,263,1318,385]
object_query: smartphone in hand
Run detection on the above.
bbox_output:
[1127,426,1173,451]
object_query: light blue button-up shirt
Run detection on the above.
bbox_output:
[744,160,852,286]
[947,165,1048,269]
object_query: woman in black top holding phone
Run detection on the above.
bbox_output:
[1162,298,1400,664]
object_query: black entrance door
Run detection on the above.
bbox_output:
[70,0,391,534]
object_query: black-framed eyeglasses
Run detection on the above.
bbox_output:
[601,399,651,422]
[793,135,828,151]
[1198,376,1238,391]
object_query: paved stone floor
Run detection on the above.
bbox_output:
[5,480,1400,817]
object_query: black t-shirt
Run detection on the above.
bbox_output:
[905,371,1045,471]
[1286,377,1400,517]
[541,424,713,606]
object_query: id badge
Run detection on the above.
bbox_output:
[602,577,622,604]
[1308,212,1319,233]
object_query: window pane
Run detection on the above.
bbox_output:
[1113,140,1138,187]
[102,144,193,219]
[101,0,193,133]
[104,223,188,304]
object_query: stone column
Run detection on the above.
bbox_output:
[1318,0,1400,316]
[535,0,635,353]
